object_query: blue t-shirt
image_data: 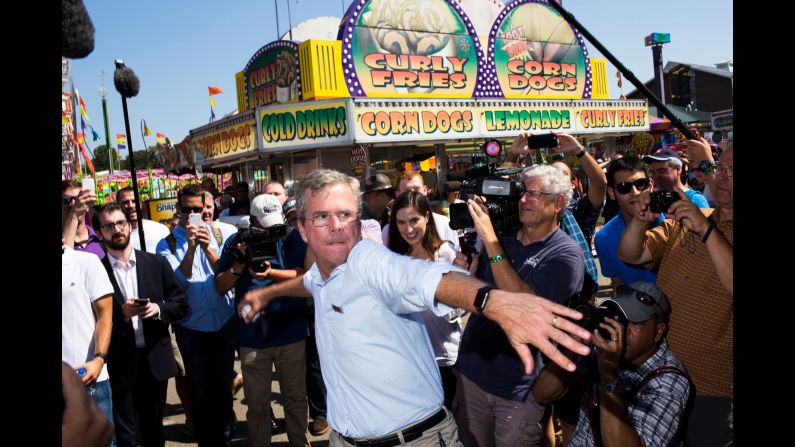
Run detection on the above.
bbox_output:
[685,188,710,209]
[594,211,662,285]
[457,229,584,401]
[218,227,308,349]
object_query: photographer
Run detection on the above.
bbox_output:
[452,165,584,447]
[215,194,310,447]
[532,282,692,447]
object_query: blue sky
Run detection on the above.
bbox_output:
[68,0,732,155]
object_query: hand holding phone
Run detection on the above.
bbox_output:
[81,177,96,195]
[134,298,150,306]
[649,190,681,213]
[526,133,559,149]
[188,213,202,228]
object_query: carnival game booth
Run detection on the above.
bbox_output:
[191,0,653,199]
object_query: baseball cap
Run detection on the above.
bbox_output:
[363,173,393,193]
[250,194,284,228]
[642,148,682,168]
[602,281,671,323]
[283,198,296,215]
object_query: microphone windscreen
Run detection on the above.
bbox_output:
[62,0,95,59]
[114,66,140,98]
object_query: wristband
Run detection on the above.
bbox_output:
[93,352,108,363]
[489,253,508,264]
[701,222,715,243]
[473,286,496,313]
[575,149,586,158]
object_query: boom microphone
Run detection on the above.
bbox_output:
[62,0,95,59]
[114,60,140,98]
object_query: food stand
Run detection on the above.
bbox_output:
[189,0,652,199]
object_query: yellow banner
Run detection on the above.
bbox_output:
[258,99,352,152]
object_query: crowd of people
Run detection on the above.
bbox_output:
[62,131,733,447]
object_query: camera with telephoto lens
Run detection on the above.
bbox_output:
[568,294,628,342]
[230,224,289,272]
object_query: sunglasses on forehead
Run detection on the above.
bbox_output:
[617,284,664,315]
[612,178,650,195]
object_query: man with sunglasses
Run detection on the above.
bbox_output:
[62,179,105,259]
[96,203,188,447]
[156,184,237,447]
[594,157,663,294]
[618,145,733,446]
[533,281,692,447]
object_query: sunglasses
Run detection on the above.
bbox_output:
[612,178,650,195]
[180,206,204,213]
[62,195,78,205]
[618,285,664,315]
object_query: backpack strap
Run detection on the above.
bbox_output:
[165,233,177,255]
[212,225,223,247]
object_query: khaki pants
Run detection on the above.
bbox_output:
[329,407,462,447]
[241,340,310,447]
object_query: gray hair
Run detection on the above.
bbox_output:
[294,169,362,220]
[522,164,573,206]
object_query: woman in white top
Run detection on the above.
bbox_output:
[386,191,465,411]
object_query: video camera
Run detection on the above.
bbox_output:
[229,224,289,272]
[445,139,526,256]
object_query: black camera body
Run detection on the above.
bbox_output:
[572,300,628,342]
[649,190,681,213]
[448,176,525,238]
[231,224,289,272]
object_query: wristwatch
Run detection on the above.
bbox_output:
[93,352,108,363]
[575,149,587,158]
[698,160,717,175]
[474,286,496,313]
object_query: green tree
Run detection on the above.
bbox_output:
[91,144,121,172]
[118,146,162,170]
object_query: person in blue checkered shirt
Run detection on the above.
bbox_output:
[533,281,692,447]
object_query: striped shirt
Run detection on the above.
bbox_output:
[560,210,599,294]
[645,209,733,397]
[569,340,691,447]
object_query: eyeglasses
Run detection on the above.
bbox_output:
[302,211,359,227]
[612,178,651,195]
[715,165,733,177]
[99,220,129,232]
[62,195,77,205]
[521,190,558,201]
[618,284,664,315]
[180,206,204,213]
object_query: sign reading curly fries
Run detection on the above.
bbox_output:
[243,41,302,110]
[339,0,486,98]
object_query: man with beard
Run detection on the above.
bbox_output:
[618,145,733,446]
[97,203,188,447]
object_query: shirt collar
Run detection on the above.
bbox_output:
[107,247,136,269]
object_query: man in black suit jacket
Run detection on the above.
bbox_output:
[96,203,189,447]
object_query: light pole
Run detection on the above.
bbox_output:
[99,72,113,173]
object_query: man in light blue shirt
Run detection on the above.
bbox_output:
[157,184,236,447]
[643,148,710,209]
[238,169,593,447]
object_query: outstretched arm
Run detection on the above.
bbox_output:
[433,272,591,373]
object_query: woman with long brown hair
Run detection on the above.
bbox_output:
[387,191,464,410]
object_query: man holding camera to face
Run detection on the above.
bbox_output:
[452,164,584,446]
[532,282,692,447]
[215,194,310,447]
[618,145,733,446]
